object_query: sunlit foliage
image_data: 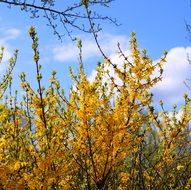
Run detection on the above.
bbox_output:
[0,27,190,189]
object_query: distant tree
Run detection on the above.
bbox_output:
[0,0,118,41]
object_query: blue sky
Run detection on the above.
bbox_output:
[0,0,191,109]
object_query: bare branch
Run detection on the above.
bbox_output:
[0,0,117,41]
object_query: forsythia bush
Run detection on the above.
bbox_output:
[0,27,191,190]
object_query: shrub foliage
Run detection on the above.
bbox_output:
[0,27,191,189]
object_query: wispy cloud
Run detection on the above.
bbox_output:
[52,34,130,62]
[0,28,21,44]
[0,27,21,74]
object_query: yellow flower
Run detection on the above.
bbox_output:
[177,165,184,171]
[14,161,20,171]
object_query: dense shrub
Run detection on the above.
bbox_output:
[0,27,190,189]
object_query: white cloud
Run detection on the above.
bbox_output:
[52,34,129,62]
[152,47,191,106]
[0,28,21,44]
[88,46,191,108]
[0,28,21,74]
[0,47,12,74]
[5,28,20,39]
[0,42,13,74]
